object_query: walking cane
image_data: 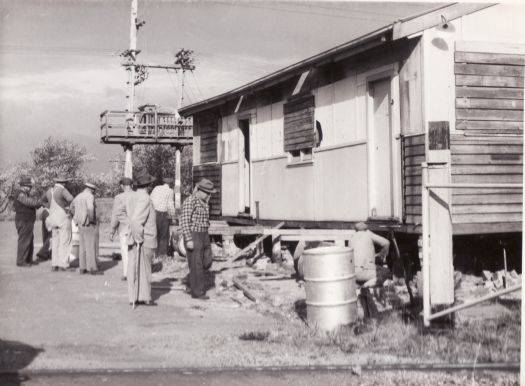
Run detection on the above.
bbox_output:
[133,242,142,309]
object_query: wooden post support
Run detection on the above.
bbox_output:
[421,162,431,327]
[233,277,258,302]
[271,235,282,263]
[174,145,182,213]
[230,222,285,262]
[124,145,133,178]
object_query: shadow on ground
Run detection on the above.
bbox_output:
[0,339,43,386]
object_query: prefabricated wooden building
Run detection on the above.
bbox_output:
[179,3,524,237]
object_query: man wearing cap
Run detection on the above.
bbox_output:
[125,172,157,307]
[109,177,133,280]
[352,222,391,288]
[44,175,74,271]
[150,177,176,256]
[180,178,216,300]
[12,176,42,267]
[70,182,101,275]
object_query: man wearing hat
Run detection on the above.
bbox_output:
[125,172,157,307]
[150,177,176,256]
[44,175,74,271]
[70,182,101,274]
[13,176,42,267]
[352,222,391,287]
[180,178,216,300]
[109,177,133,280]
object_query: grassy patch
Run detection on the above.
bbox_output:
[239,331,270,342]
[269,301,520,363]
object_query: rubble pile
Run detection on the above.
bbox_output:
[455,270,522,302]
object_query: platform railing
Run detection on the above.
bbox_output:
[100,110,192,141]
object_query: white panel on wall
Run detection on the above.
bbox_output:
[461,4,525,44]
[333,75,359,143]
[221,114,239,163]
[314,84,335,146]
[271,101,284,157]
[251,159,315,220]
[256,104,272,159]
[221,163,239,216]
[356,84,367,140]
[314,144,369,221]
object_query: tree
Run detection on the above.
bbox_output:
[28,137,94,196]
[133,144,193,200]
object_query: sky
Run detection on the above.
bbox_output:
[0,0,444,173]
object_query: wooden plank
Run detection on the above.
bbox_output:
[456,41,525,56]
[456,86,524,99]
[284,123,315,136]
[404,134,426,146]
[405,215,422,225]
[284,134,316,146]
[452,164,523,175]
[451,174,523,183]
[456,75,524,88]
[456,109,523,121]
[405,186,422,195]
[452,203,523,215]
[456,120,524,131]
[404,144,425,157]
[405,195,422,205]
[452,212,523,224]
[285,130,316,140]
[405,155,426,166]
[454,63,524,77]
[455,51,525,66]
[452,193,523,205]
[284,94,315,114]
[456,98,524,110]
[451,144,523,155]
[284,115,314,126]
[452,187,522,195]
[405,176,422,186]
[404,165,423,177]
[285,142,314,152]
[405,205,422,215]
[453,222,522,235]
[284,109,315,123]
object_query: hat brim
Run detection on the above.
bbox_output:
[54,178,71,183]
[135,176,156,187]
[198,186,216,194]
[84,184,96,190]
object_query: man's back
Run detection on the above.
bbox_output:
[72,190,95,226]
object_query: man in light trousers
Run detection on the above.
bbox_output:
[110,177,133,280]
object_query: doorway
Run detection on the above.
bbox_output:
[239,118,251,214]
[369,78,393,217]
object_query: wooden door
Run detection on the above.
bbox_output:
[371,78,393,217]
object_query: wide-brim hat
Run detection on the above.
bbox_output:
[162,177,174,184]
[84,182,97,190]
[19,176,33,187]
[134,172,156,187]
[196,178,216,194]
[54,175,71,183]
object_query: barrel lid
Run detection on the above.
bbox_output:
[302,246,353,255]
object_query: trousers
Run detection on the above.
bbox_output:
[79,225,98,271]
[127,244,153,303]
[119,229,129,277]
[51,221,72,268]
[155,211,170,256]
[15,219,35,265]
[187,231,213,297]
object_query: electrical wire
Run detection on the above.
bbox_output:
[189,70,206,101]
[212,1,395,23]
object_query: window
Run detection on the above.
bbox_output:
[283,93,316,164]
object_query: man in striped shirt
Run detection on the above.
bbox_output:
[180,178,216,300]
[150,177,175,257]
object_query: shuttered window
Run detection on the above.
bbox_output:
[197,113,219,163]
[283,93,316,153]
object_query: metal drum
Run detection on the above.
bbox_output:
[303,246,357,330]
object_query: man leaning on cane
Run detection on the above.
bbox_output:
[180,178,216,300]
[125,172,157,308]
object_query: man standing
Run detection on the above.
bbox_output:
[109,177,133,281]
[352,222,391,288]
[180,178,216,300]
[45,175,74,272]
[150,177,175,257]
[126,172,157,308]
[13,176,42,267]
[71,182,101,275]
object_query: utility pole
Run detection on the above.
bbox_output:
[122,0,142,178]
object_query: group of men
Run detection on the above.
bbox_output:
[13,174,99,273]
[13,171,218,307]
